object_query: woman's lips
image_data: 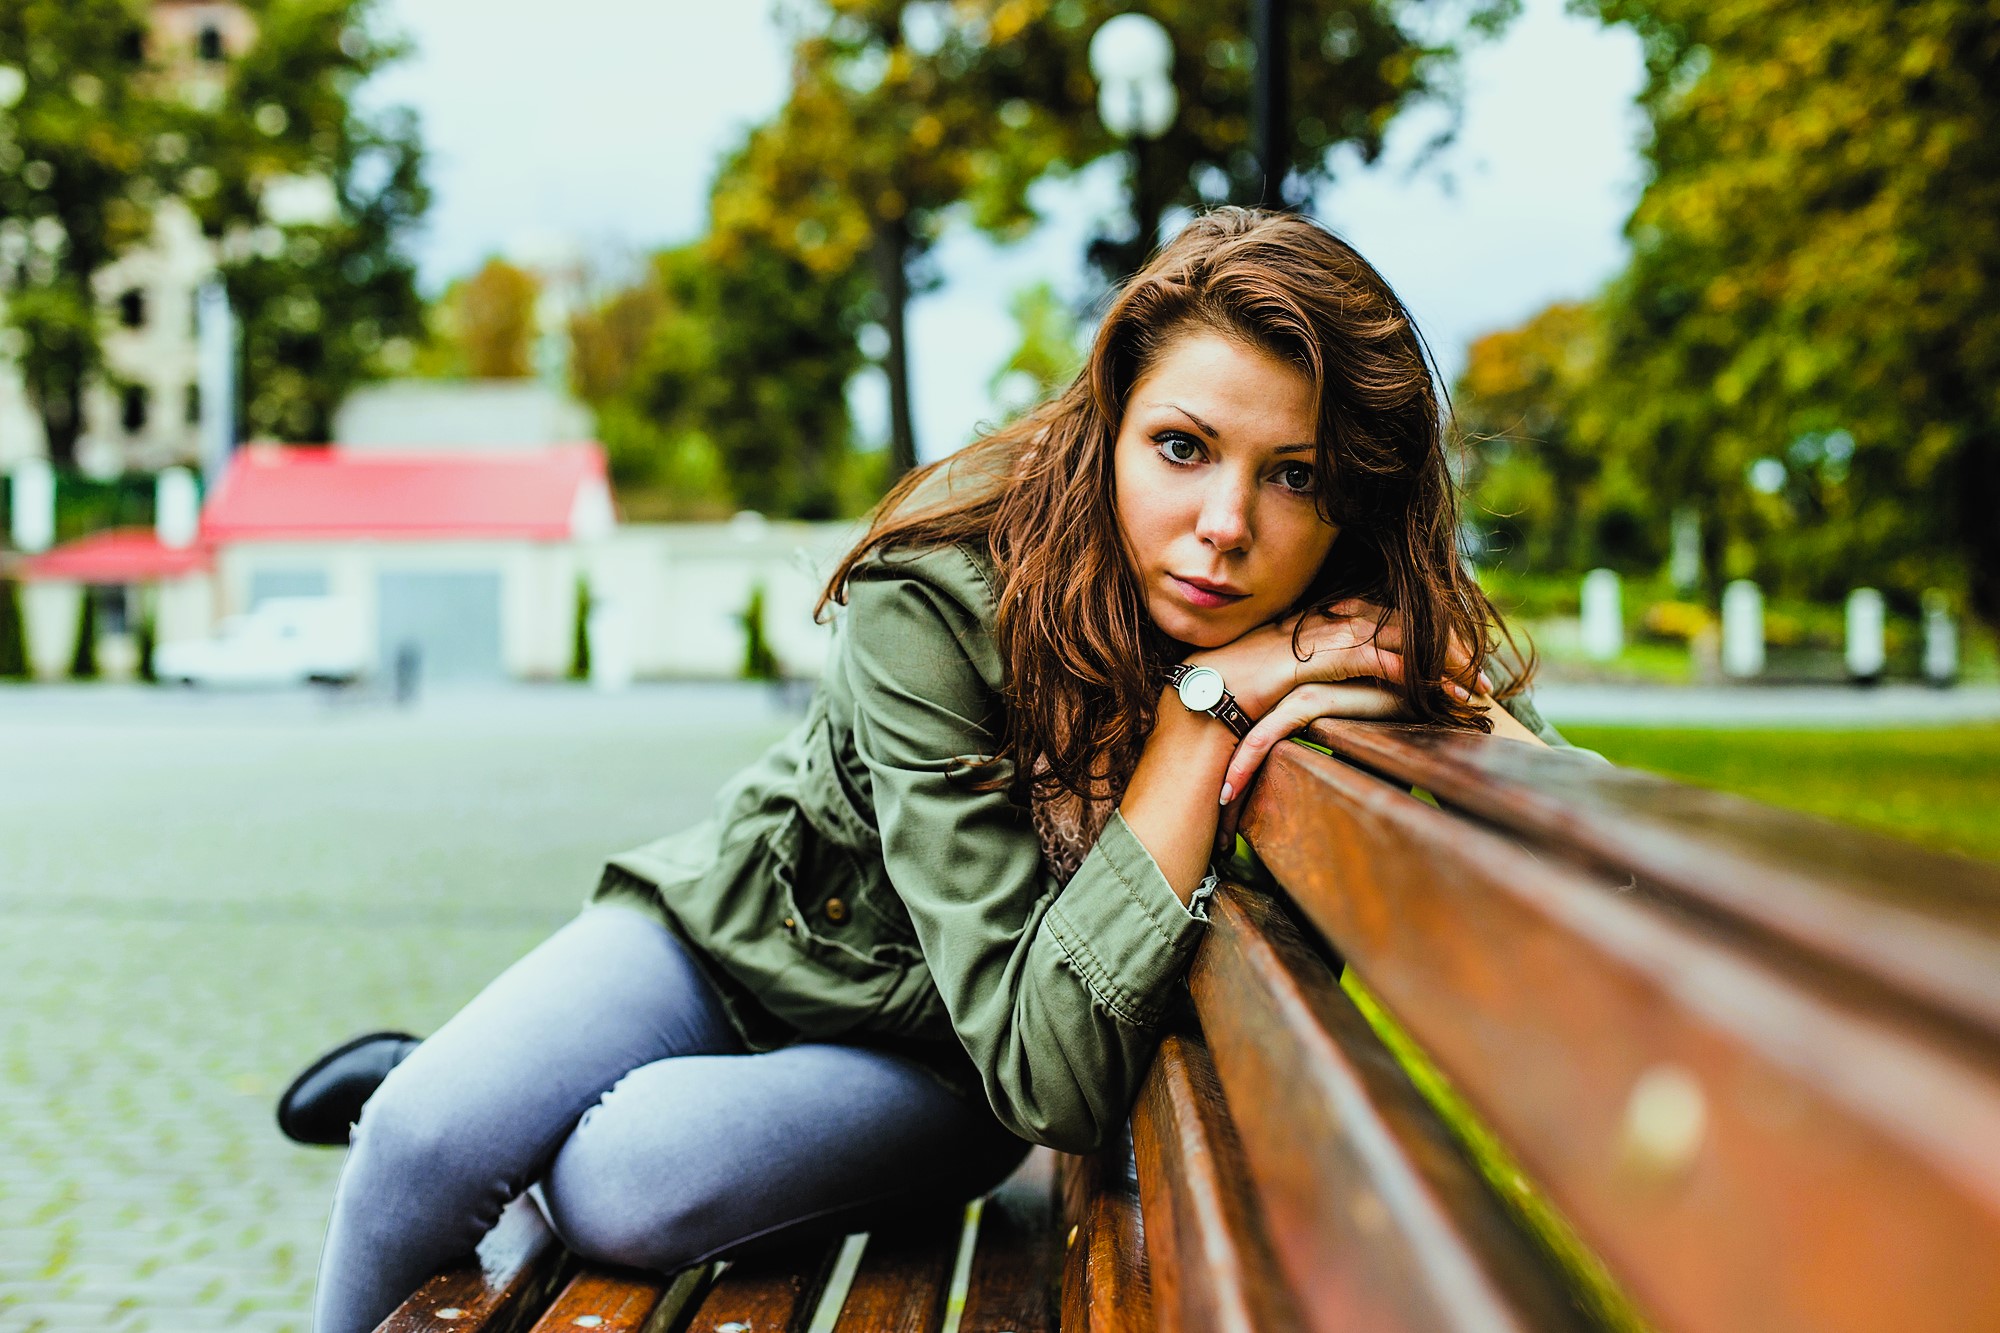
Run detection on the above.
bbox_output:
[1168,574,1250,609]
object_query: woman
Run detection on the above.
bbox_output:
[302,206,1560,1333]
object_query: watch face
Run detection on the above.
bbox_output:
[1177,665,1226,712]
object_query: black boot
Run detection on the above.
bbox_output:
[276,1031,421,1146]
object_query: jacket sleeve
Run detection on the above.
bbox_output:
[839,552,1205,1154]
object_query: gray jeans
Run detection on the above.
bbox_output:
[312,904,1028,1333]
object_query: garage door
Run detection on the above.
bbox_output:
[376,569,504,682]
[249,568,329,607]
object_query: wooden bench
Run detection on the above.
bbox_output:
[379,720,2000,1333]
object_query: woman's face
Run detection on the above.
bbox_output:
[1112,329,1339,649]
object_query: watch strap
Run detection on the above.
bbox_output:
[1212,694,1253,739]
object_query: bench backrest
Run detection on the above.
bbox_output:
[1063,720,2000,1333]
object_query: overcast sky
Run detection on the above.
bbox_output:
[368,0,1646,462]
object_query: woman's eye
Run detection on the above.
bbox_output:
[1155,434,1203,464]
[1275,463,1317,493]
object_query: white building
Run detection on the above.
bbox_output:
[199,443,616,680]
[0,1,254,476]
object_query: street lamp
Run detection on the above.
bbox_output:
[1089,14,1176,277]
[1252,0,1291,209]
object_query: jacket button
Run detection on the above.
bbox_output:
[782,916,796,931]
[823,897,849,925]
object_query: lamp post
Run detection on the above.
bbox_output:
[1089,14,1177,279]
[1252,0,1291,209]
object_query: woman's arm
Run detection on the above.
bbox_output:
[841,553,1208,1153]
[1115,692,1238,906]
[1129,602,1549,859]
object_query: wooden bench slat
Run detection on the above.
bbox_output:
[1132,1032,1307,1333]
[961,1148,1060,1333]
[683,1238,845,1333]
[1057,1141,1153,1333]
[525,1265,710,1333]
[828,1208,961,1333]
[1244,741,2000,1333]
[1192,882,1592,1333]
[1307,718,2000,1049]
[376,1194,575,1333]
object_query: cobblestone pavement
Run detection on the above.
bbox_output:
[0,684,794,1333]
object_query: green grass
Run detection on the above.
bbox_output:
[1563,723,2000,864]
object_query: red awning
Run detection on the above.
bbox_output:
[16,528,212,584]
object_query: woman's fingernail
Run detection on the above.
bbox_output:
[1220,782,1234,805]
[1477,672,1494,693]
[1448,682,1473,702]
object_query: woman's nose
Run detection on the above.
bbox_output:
[1194,476,1251,552]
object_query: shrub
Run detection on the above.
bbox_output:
[0,580,25,678]
[69,589,97,679]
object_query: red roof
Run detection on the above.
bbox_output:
[18,528,212,583]
[201,443,609,542]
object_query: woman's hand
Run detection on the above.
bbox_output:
[1200,599,1489,848]
[1192,598,1485,718]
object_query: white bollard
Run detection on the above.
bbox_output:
[155,467,199,550]
[1669,507,1702,592]
[1844,588,1886,682]
[1721,580,1765,678]
[20,581,79,679]
[1580,568,1623,661]
[9,458,54,553]
[587,600,634,692]
[1922,590,1958,687]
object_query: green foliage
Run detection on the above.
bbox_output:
[569,579,589,680]
[695,0,1518,475]
[0,0,177,466]
[572,240,871,520]
[53,472,149,543]
[0,578,25,678]
[67,584,94,679]
[740,583,780,681]
[412,257,539,380]
[0,0,428,454]
[1455,302,1669,576]
[725,0,1517,276]
[198,0,429,442]
[135,605,154,681]
[1557,0,2000,621]
[989,280,1082,418]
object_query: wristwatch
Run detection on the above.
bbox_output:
[1164,662,1253,738]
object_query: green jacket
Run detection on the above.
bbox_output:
[594,539,1565,1153]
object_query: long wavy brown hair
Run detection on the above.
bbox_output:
[821,206,1528,802]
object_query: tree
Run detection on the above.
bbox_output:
[188,0,428,442]
[1573,0,2000,619]
[0,0,175,469]
[0,0,428,457]
[989,280,1083,419]
[415,257,540,380]
[1454,301,1659,575]
[570,237,874,521]
[716,0,1516,476]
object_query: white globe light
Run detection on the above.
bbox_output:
[1089,13,1174,85]
[1097,79,1178,140]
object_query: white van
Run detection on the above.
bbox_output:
[155,596,367,687]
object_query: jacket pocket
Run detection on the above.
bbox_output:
[770,806,923,972]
